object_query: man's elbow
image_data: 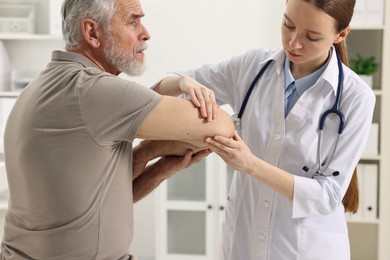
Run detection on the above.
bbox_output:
[213,108,235,138]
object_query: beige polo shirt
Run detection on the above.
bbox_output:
[1,51,161,259]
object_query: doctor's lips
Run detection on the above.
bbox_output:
[288,50,301,57]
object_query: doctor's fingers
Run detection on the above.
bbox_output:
[207,142,247,172]
[195,89,218,121]
[180,76,217,121]
[212,133,253,154]
[186,87,217,121]
[211,133,248,151]
[206,137,241,156]
[209,135,238,146]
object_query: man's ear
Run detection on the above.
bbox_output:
[80,18,102,48]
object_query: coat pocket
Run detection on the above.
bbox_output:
[297,227,350,260]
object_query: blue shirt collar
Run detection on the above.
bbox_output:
[283,50,331,97]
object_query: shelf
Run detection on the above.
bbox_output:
[360,155,381,161]
[0,91,20,98]
[351,25,385,31]
[0,161,8,210]
[0,190,8,210]
[347,218,380,225]
[0,201,7,210]
[0,34,62,41]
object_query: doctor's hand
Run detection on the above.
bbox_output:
[179,75,218,122]
[206,132,256,174]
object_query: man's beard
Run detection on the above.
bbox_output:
[103,34,147,76]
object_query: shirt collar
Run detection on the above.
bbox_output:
[51,50,102,70]
[321,45,341,96]
[283,47,333,97]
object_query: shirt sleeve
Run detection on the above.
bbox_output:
[79,70,162,147]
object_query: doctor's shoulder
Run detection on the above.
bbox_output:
[342,67,376,107]
[235,48,280,67]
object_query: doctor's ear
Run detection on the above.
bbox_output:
[334,26,351,44]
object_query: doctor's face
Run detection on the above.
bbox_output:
[281,0,344,70]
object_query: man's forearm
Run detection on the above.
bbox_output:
[133,162,164,202]
[134,140,199,160]
[133,142,188,201]
[154,75,182,96]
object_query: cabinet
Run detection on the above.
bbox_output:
[346,28,382,260]
[344,1,390,260]
[155,152,234,260]
[0,0,64,242]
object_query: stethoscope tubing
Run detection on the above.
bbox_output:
[237,59,273,120]
[235,51,345,178]
[319,53,345,134]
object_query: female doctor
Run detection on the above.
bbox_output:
[154,0,375,259]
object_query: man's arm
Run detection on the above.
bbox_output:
[136,96,234,148]
[132,139,204,180]
[132,79,233,202]
[133,149,210,202]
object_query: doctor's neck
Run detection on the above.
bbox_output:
[290,51,331,79]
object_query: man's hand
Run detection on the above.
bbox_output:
[133,140,203,180]
[153,149,211,181]
[133,149,211,202]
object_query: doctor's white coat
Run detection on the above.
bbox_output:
[178,48,375,260]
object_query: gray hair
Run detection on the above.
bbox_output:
[61,0,117,50]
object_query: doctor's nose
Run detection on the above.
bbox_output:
[289,34,303,49]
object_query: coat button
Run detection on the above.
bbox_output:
[258,233,266,241]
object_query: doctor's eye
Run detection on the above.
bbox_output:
[306,33,320,42]
[283,22,294,31]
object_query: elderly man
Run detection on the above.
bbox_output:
[0,0,234,259]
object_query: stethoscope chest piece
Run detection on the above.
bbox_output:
[231,114,241,130]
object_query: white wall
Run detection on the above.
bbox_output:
[124,0,284,86]
[128,0,285,258]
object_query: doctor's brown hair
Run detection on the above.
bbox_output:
[304,0,359,213]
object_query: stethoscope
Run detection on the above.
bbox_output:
[232,52,345,178]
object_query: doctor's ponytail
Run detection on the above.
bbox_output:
[343,168,359,213]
